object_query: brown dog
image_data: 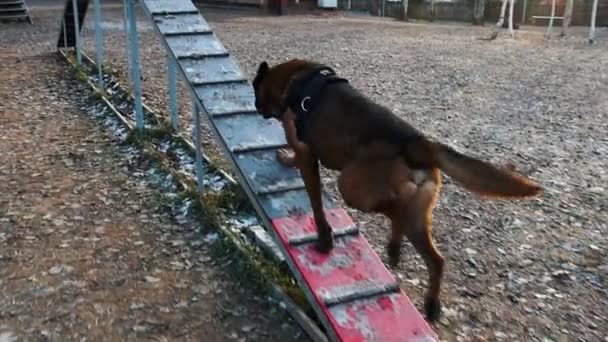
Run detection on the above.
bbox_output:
[252,59,542,322]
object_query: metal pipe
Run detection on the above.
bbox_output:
[72,0,81,65]
[93,0,104,89]
[122,0,133,88]
[126,0,144,130]
[191,98,205,195]
[168,54,179,131]
[62,17,68,49]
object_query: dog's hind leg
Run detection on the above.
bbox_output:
[399,172,444,322]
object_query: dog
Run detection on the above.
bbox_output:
[251,59,542,322]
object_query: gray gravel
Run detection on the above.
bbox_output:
[3,3,607,341]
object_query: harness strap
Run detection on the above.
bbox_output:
[280,66,349,143]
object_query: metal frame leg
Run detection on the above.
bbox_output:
[168,55,179,131]
[72,0,81,65]
[126,0,144,131]
[122,0,133,88]
[93,0,104,89]
[191,99,205,195]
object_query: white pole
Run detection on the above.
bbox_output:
[545,0,557,39]
[589,0,599,43]
[508,0,515,37]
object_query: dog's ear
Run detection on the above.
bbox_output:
[257,61,269,75]
[253,61,269,90]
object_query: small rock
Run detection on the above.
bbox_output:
[175,300,188,308]
[552,270,571,280]
[145,276,160,283]
[405,278,420,286]
[130,302,145,310]
[170,261,185,270]
[0,331,17,342]
[204,233,218,243]
[495,331,507,339]
[170,240,185,247]
[241,325,255,333]
[588,187,604,194]
[49,266,64,275]
[465,248,477,255]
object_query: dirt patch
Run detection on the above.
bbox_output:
[0,22,307,342]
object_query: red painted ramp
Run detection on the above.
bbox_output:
[273,209,437,342]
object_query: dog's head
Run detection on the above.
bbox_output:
[252,61,277,119]
[252,59,318,120]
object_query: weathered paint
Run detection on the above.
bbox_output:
[181,57,244,84]
[235,149,303,194]
[273,209,438,341]
[213,114,285,152]
[194,82,256,115]
[166,34,228,58]
[145,0,198,14]
[152,13,211,34]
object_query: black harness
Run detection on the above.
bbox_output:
[279,66,349,143]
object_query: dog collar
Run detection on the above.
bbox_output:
[279,65,349,142]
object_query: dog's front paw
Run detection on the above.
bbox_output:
[314,222,334,254]
[314,235,333,253]
[276,148,296,167]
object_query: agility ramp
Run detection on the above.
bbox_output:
[59,0,438,340]
[0,0,32,23]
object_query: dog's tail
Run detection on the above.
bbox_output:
[403,139,542,198]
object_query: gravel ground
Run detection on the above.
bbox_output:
[3,3,608,342]
[0,11,307,342]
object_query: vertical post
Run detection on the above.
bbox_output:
[122,0,133,88]
[589,0,599,43]
[521,0,527,24]
[545,0,556,39]
[72,0,81,65]
[93,0,104,89]
[168,54,179,131]
[62,18,68,49]
[126,0,144,131]
[191,98,205,195]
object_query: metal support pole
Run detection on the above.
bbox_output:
[589,0,599,43]
[72,0,81,65]
[122,0,133,88]
[521,0,527,24]
[126,0,144,131]
[191,99,205,195]
[168,54,179,131]
[62,18,68,49]
[93,0,104,89]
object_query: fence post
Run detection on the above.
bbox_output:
[71,0,81,65]
[168,54,179,131]
[122,0,133,88]
[93,0,104,89]
[191,98,205,195]
[126,0,144,131]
